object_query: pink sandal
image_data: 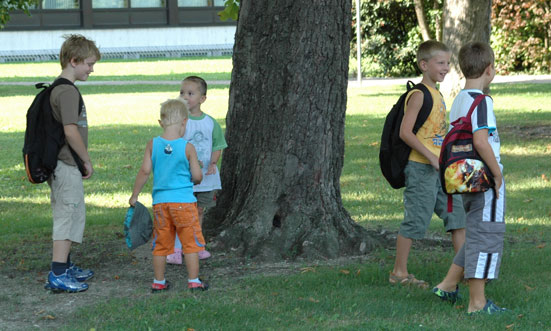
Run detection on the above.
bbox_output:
[166,249,182,264]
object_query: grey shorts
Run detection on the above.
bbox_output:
[453,181,506,279]
[194,190,217,209]
[399,161,466,240]
[49,161,86,243]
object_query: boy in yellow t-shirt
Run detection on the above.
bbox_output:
[389,40,466,288]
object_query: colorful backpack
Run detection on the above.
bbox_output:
[439,94,495,211]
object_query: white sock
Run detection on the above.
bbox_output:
[188,278,201,284]
[153,278,166,285]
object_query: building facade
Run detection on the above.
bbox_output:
[0,0,236,61]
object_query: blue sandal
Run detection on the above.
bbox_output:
[467,300,508,316]
[432,286,460,303]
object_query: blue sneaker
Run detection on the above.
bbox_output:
[467,300,508,316]
[68,263,94,282]
[45,271,89,293]
[432,286,460,303]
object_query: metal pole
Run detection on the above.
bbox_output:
[355,0,361,85]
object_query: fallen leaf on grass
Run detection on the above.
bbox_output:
[369,141,379,147]
[35,310,45,315]
[114,275,120,280]
[506,324,514,329]
[536,243,546,249]
[356,269,361,275]
[300,267,316,273]
[123,165,133,169]
[524,285,534,291]
[523,199,533,203]
[542,174,548,182]
[308,297,319,303]
[454,305,464,310]
[43,315,56,320]
[340,269,350,275]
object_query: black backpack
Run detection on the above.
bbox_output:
[379,81,433,189]
[23,78,86,184]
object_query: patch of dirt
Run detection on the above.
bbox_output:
[0,230,453,330]
[500,124,551,139]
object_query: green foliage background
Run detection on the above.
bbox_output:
[351,0,551,78]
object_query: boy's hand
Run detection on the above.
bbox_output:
[206,163,217,175]
[82,160,94,179]
[428,155,439,171]
[493,174,502,200]
[129,196,137,206]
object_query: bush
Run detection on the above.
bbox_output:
[350,0,438,78]
[492,0,551,74]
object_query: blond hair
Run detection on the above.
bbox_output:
[416,40,450,67]
[160,98,189,127]
[459,41,495,79]
[59,34,101,69]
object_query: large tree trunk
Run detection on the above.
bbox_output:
[440,0,492,98]
[205,0,378,261]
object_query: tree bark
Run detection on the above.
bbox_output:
[205,0,378,261]
[414,0,432,41]
[440,0,492,98]
[433,0,442,41]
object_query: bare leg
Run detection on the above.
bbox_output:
[392,234,413,277]
[468,278,487,312]
[184,252,199,280]
[435,263,464,292]
[451,228,466,254]
[52,240,72,263]
[197,206,204,226]
[153,255,167,281]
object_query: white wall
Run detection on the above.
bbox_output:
[0,26,236,52]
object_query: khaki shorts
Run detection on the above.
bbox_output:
[194,190,217,209]
[400,161,466,240]
[152,202,206,256]
[49,160,86,243]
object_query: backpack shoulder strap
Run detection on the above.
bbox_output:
[50,77,75,89]
[47,78,84,115]
[410,83,433,133]
[43,77,87,176]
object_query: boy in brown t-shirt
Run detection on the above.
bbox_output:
[44,34,101,293]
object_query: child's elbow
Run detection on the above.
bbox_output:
[139,167,151,178]
[399,130,406,141]
[473,133,488,150]
[193,173,203,184]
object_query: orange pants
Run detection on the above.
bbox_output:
[152,202,205,256]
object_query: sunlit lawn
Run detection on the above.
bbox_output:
[1,59,550,329]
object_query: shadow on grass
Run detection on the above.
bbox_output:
[0,83,230,98]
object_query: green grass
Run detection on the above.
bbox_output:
[1,60,550,329]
